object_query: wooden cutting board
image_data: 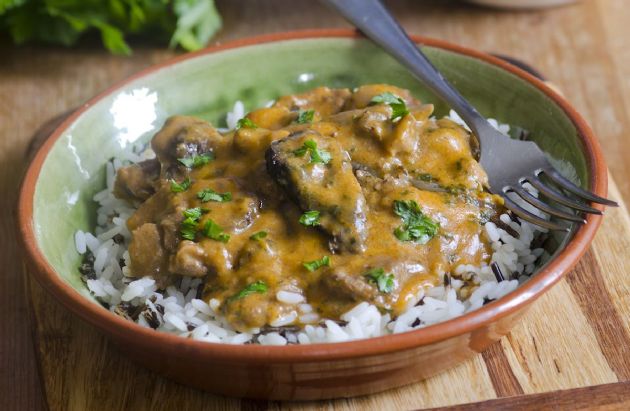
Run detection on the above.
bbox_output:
[22,128,630,409]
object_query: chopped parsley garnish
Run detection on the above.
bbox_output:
[393,200,439,244]
[303,255,330,272]
[292,140,312,156]
[296,109,315,124]
[249,231,268,240]
[170,177,192,193]
[180,222,197,241]
[183,207,205,220]
[299,210,321,227]
[230,280,268,301]
[180,207,207,241]
[417,173,434,182]
[197,188,232,203]
[177,152,214,168]
[236,117,258,129]
[364,268,395,293]
[202,219,230,243]
[293,139,331,165]
[369,92,409,121]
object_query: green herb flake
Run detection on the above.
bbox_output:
[249,231,268,240]
[292,139,331,165]
[230,280,268,301]
[364,268,395,293]
[178,152,214,169]
[417,173,434,182]
[299,210,321,227]
[185,207,206,220]
[310,146,331,164]
[236,117,258,129]
[180,221,198,241]
[170,177,192,193]
[303,255,330,272]
[369,92,410,121]
[202,219,230,243]
[393,200,439,244]
[197,188,232,203]
[296,109,315,124]
[180,207,208,241]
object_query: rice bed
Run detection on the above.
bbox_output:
[75,107,548,346]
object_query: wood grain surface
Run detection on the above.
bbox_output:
[3,0,630,409]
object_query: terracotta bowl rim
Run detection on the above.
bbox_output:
[17,28,607,363]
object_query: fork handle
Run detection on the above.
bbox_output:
[322,0,492,138]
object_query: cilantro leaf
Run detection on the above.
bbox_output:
[293,139,331,165]
[180,207,208,241]
[180,220,198,241]
[393,200,439,244]
[197,188,232,203]
[299,210,321,227]
[249,231,268,240]
[296,109,315,124]
[303,255,330,272]
[178,152,214,168]
[364,268,395,293]
[230,280,268,301]
[369,92,409,121]
[236,117,258,129]
[310,146,331,164]
[183,207,204,220]
[202,219,230,243]
[170,177,192,193]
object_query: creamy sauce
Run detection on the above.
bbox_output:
[115,84,504,332]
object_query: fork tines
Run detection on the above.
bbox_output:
[502,166,617,231]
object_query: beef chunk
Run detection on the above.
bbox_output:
[324,270,378,302]
[266,131,368,253]
[151,115,228,178]
[169,240,208,277]
[113,158,160,201]
[128,223,168,278]
[274,86,352,117]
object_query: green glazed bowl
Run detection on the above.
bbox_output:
[18,30,608,400]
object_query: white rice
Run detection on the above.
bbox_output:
[76,103,552,345]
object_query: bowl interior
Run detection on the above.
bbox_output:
[32,36,589,301]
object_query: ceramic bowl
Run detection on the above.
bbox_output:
[18,29,608,400]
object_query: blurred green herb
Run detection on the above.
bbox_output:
[0,0,222,55]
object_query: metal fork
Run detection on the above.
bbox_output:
[323,0,617,231]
